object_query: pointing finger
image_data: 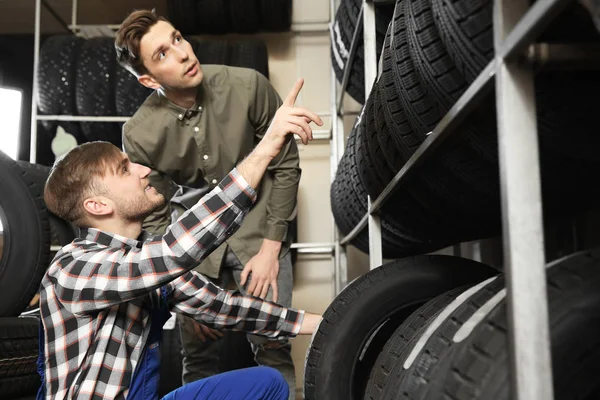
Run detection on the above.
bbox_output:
[284,78,304,107]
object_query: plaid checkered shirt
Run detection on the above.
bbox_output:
[38,169,305,400]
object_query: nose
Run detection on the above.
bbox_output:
[174,44,189,62]
[132,162,151,178]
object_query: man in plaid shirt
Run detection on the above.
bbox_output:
[37,80,323,400]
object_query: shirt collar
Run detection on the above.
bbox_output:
[159,82,206,121]
[79,227,152,249]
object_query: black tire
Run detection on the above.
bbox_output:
[13,161,78,247]
[75,37,121,146]
[229,39,269,79]
[392,248,600,400]
[0,154,50,317]
[159,317,184,396]
[194,40,231,66]
[374,274,503,400]
[37,35,85,143]
[364,286,469,400]
[0,317,40,398]
[406,0,468,109]
[330,0,366,104]
[196,0,231,34]
[230,0,261,33]
[260,0,293,32]
[303,255,497,400]
[431,0,493,84]
[115,66,153,117]
[167,0,199,34]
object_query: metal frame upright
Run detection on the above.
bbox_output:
[329,0,599,398]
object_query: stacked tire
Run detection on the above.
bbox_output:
[330,0,600,257]
[37,35,270,152]
[0,152,54,399]
[168,0,293,34]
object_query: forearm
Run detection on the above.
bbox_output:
[236,147,274,190]
[57,171,255,313]
[170,271,304,337]
[265,138,300,241]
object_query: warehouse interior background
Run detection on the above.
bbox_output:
[5,1,600,398]
[0,0,374,394]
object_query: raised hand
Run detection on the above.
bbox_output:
[255,78,324,159]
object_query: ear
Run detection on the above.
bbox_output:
[138,74,161,90]
[82,196,114,217]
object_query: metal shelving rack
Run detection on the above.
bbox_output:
[329,0,600,398]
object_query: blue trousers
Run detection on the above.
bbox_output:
[161,366,289,400]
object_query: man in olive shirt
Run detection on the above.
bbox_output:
[115,10,309,398]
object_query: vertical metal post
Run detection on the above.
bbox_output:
[363,0,383,269]
[72,0,78,32]
[367,197,382,269]
[330,0,348,295]
[494,1,554,399]
[29,0,42,163]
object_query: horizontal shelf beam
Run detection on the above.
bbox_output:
[498,0,572,61]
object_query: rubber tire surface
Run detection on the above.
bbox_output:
[167,0,199,34]
[75,38,121,146]
[364,286,470,400]
[37,35,84,143]
[196,0,231,34]
[13,162,78,247]
[115,66,153,117]
[230,0,261,33]
[260,0,293,32]
[194,40,231,66]
[0,154,50,317]
[394,248,600,400]
[0,316,40,399]
[229,39,269,79]
[303,255,497,400]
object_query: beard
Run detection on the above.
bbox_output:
[116,192,165,223]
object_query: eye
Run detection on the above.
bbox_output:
[175,35,182,43]
[122,165,129,174]
[158,51,167,60]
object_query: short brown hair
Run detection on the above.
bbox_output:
[115,9,169,76]
[44,142,123,227]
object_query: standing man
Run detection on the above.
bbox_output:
[115,9,304,398]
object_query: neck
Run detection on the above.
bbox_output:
[93,218,143,240]
[162,86,198,109]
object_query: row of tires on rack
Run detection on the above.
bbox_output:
[167,0,293,34]
[37,35,269,151]
[330,0,600,257]
[304,249,600,400]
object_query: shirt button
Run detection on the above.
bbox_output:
[178,114,183,119]
[194,127,200,132]
[198,106,203,111]
[203,155,209,160]
[212,179,217,184]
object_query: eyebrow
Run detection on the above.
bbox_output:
[151,30,179,60]
[116,157,129,174]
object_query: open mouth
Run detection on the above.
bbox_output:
[185,62,197,76]
[145,184,154,192]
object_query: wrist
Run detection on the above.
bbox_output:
[260,239,282,256]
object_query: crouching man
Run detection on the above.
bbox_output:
[36,80,323,400]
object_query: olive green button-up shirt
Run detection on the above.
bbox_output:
[122,65,300,278]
